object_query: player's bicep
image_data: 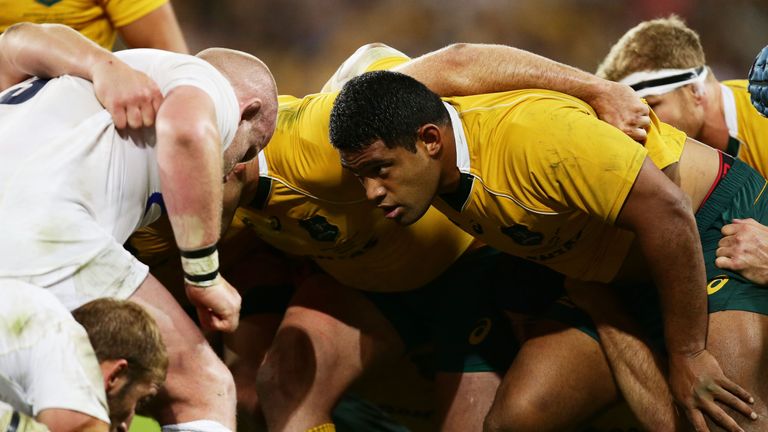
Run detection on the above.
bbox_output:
[155,85,218,148]
[614,157,691,234]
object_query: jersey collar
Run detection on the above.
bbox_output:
[440,102,474,212]
[445,102,471,173]
[720,84,742,156]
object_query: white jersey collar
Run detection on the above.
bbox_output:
[719,83,739,140]
[444,102,470,172]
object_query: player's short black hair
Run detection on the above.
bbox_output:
[330,70,449,153]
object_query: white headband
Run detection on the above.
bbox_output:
[619,66,708,97]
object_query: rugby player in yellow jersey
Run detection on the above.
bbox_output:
[0,0,187,52]
[329,71,768,431]
[598,16,768,289]
[223,44,653,432]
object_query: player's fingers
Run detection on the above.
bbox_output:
[719,378,755,405]
[140,100,156,127]
[126,105,143,129]
[687,409,711,432]
[196,307,216,332]
[152,93,163,113]
[112,105,128,130]
[636,113,651,129]
[700,400,745,432]
[715,255,741,271]
[629,127,648,143]
[715,389,757,422]
[721,223,740,236]
[210,312,238,333]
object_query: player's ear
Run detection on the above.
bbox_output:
[240,98,263,123]
[688,82,706,104]
[419,124,442,156]
[101,358,129,392]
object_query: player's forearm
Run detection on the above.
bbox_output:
[588,309,677,430]
[398,43,604,98]
[597,325,677,431]
[156,88,223,251]
[567,279,677,430]
[118,3,189,54]
[641,206,708,357]
[0,23,115,89]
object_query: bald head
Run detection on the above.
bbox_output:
[197,47,277,115]
[197,48,278,169]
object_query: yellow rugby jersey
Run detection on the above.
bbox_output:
[321,44,410,93]
[721,80,768,178]
[0,0,167,49]
[242,92,474,292]
[433,90,686,283]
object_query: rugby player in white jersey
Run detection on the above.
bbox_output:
[0,22,277,432]
[0,280,167,432]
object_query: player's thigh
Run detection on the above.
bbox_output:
[279,272,405,371]
[437,371,500,432]
[486,320,618,432]
[707,310,768,430]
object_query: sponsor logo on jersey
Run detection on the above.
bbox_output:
[502,224,543,246]
[299,215,339,242]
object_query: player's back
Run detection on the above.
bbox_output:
[0,74,156,276]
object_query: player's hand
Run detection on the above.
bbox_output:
[185,275,241,332]
[748,45,768,117]
[669,350,756,432]
[715,218,768,285]
[91,59,163,129]
[587,80,651,143]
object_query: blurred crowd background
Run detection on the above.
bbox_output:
[157,0,768,97]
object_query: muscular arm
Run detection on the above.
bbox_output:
[0,22,162,128]
[0,22,111,89]
[565,279,677,431]
[396,43,649,141]
[155,85,222,250]
[616,158,754,430]
[156,86,242,332]
[37,408,108,432]
[117,3,189,53]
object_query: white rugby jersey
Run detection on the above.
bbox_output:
[0,280,109,422]
[0,49,238,298]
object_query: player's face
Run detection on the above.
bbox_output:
[107,379,159,432]
[644,85,705,139]
[340,140,440,226]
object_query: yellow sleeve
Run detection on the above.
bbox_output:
[103,0,168,28]
[643,109,687,170]
[504,98,648,224]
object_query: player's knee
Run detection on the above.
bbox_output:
[173,347,236,402]
[255,327,321,403]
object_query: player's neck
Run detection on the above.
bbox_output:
[697,82,729,152]
[437,125,460,194]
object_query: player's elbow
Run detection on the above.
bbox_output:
[156,115,219,153]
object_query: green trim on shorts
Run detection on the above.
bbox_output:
[697,158,768,315]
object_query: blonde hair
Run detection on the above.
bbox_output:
[597,15,706,81]
[73,299,168,386]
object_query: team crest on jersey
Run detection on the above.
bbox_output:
[35,0,62,6]
[501,224,543,246]
[299,216,339,242]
